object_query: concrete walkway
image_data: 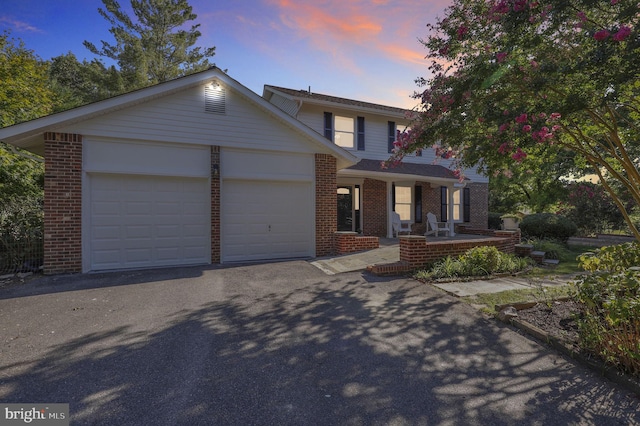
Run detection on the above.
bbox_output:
[310,244,576,295]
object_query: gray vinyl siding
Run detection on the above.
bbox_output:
[61,85,318,155]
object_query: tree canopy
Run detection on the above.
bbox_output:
[0,32,54,127]
[84,0,216,90]
[391,0,639,237]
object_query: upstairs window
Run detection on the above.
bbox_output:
[335,116,354,148]
[388,121,396,153]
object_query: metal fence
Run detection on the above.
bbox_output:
[0,199,44,276]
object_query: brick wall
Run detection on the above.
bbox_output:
[468,182,489,229]
[44,132,83,274]
[362,178,387,236]
[399,230,521,269]
[316,154,337,256]
[335,232,379,255]
[211,146,220,263]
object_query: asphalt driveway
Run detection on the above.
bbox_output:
[0,261,638,425]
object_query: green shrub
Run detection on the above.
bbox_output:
[416,246,533,280]
[0,197,43,273]
[528,239,573,261]
[572,243,640,377]
[520,213,577,242]
[488,212,503,230]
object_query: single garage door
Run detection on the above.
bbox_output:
[89,174,210,271]
[221,180,313,262]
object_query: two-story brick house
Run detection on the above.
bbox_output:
[0,68,488,274]
[263,86,489,239]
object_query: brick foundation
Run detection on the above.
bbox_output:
[316,154,337,256]
[397,230,521,270]
[44,132,83,274]
[335,232,379,255]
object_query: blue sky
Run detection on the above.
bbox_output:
[1,0,450,109]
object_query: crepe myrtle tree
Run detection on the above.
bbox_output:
[388,0,640,239]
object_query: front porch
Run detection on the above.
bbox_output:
[314,229,521,276]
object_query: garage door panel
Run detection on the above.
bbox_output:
[89,174,210,271]
[221,180,313,262]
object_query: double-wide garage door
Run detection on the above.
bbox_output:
[89,174,210,271]
[85,141,316,271]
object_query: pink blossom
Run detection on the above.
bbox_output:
[594,30,610,41]
[522,125,532,133]
[499,123,510,132]
[511,148,527,162]
[503,110,510,116]
[552,125,561,132]
[530,60,539,69]
[513,0,527,11]
[457,25,469,39]
[478,117,486,123]
[577,11,587,23]
[538,113,547,119]
[496,52,508,63]
[498,142,511,154]
[611,0,619,4]
[613,26,632,41]
[515,113,528,123]
[550,112,561,120]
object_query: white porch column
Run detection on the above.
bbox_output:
[387,181,394,238]
[447,185,456,237]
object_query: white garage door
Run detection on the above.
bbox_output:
[221,180,313,262]
[89,174,210,271]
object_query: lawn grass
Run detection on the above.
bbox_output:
[521,243,598,278]
[463,244,597,314]
[463,284,573,314]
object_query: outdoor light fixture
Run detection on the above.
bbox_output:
[212,164,219,178]
[210,81,221,91]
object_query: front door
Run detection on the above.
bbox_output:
[337,186,353,231]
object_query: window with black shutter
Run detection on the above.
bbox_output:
[463,187,471,223]
[387,121,396,153]
[440,186,448,222]
[357,116,365,150]
[415,185,422,223]
[324,112,333,141]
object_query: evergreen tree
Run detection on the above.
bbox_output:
[84,0,216,90]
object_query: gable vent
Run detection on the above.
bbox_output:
[205,83,226,114]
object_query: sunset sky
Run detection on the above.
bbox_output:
[2,0,451,109]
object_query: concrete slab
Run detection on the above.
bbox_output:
[310,245,399,275]
[432,275,575,297]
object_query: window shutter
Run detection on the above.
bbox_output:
[392,183,396,210]
[357,116,365,150]
[440,186,448,222]
[415,185,422,223]
[387,121,396,153]
[463,187,471,223]
[324,112,333,141]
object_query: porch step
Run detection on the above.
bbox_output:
[530,251,546,264]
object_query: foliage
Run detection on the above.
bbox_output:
[578,242,640,273]
[84,0,216,90]
[0,197,43,273]
[528,239,572,261]
[0,142,44,202]
[488,212,502,229]
[557,182,630,236]
[416,246,533,280]
[48,52,125,111]
[573,244,640,377]
[519,213,577,242]
[0,31,55,127]
[390,0,640,240]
